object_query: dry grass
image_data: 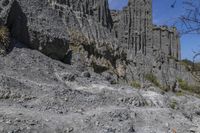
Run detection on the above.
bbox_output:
[69,29,89,46]
[145,73,161,87]
[0,26,10,55]
[130,81,141,89]
[178,78,200,95]
[0,26,10,47]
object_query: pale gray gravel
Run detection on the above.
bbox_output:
[0,47,199,133]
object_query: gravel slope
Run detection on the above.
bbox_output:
[0,47,199,133]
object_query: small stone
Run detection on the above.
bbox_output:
[63,74,76,82]
[5,120,11,124]
[15,118,21,122]
[65,127,74,133]
[128,125,136,132]
[81,71,91,78]
[64,97,68,101]
[165,123,169,128]
[95,121,100,126]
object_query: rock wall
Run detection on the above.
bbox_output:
[153,25,181,60]
[113,0,153,59]
[0,0,13,25]
[0,0,197,87]
[110,0,196,87]
[48,0,113,30]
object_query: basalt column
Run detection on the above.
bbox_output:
[115,0,153,59]
[48,0,113,29]
[152,26,181,61]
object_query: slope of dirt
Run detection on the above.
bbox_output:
[0,47,200,133]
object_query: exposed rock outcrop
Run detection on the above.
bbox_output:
[0,0,197,87]
[48,0,113,29]
[153,25,181,60]
[0,1,199,132]
[110,0,196,88]
[113,0,153,58]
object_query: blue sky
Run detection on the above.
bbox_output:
[109,0,200,61]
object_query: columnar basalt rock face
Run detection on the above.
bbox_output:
[48,0,113,29]
[0,0,196,86]
[153,25,181,60]
[113,0,153,59]
[110,0,195,86]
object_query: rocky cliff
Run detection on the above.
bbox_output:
[153,25,181,60]
[0,0,198,88]
[112,0,153,58]
[0,0,200,132]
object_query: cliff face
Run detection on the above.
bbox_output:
[0,0,197,87]
[0,1,200,132]
[113,0,153,59]
[111,0,193,87]
[48,0,113,29]
[153,26,181,60]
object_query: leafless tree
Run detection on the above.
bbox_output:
[180,0,200,34]
[171,0,200,71]
[171,0,200,34]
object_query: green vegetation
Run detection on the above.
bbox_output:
[178,78,200,95]
[160,86,170,92]
[130,81,141,89]
[145,73,160,87]
[0,26,10,55]
[175,91,185,97]
[168,56,178,62]
[169,99,178,109]
[180,59,193,71]
[180,59,200,72]
[0,26,9,45]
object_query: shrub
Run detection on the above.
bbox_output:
[169,99,178,109]
[130,81,141,89]
[0,26,10,55]
[177,79,188,90]
[175,91,185,96]
[145,73,160,87]
[168,56,178,62]
[69,29,89,46]
[160,86,170,92]
[180,59,193,71]
[178,78,200,95]
[0,26,9,46]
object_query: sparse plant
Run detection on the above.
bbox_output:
[178,78,200,95]
[160,86,170,92]
[175,91,185,97]
[130,81,141,89]
[145,73,160,87]
[169,99,178,109]
[69,29,89,46]
[180,59,193,71]
[168,56,178,62]
[0,26,10,55]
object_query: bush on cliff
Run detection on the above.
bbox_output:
[0,26,10,55]
[178,78,200,95]
[130,81,141,89]
[145,73,160,87]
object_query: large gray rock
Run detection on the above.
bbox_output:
[5,0,69,60]
[1,0,126,69]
